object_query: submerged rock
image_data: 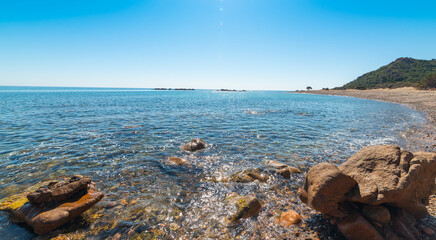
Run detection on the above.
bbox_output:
[181,138,207,152]
[299,145,436,240]
[262,160,301,179]
[2,176,104,235]
[231,169,269,183]
[167,157,189,166]
[262,160,289,169]
[227,194,262,223]
[276,167,301,178]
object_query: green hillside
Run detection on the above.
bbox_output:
[340,57,436,89]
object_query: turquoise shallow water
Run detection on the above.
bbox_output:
[0,87,427,239]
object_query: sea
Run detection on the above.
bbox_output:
[0,86,427,239]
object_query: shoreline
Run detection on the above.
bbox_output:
[297,87,436,218]
[299,87,436,124]
[298,87,436,152]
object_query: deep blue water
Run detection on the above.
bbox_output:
[0,86,426,239]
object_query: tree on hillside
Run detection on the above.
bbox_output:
[421,73,436,89]
[306,86,312,91]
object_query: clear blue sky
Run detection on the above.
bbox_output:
[1,0,435,90]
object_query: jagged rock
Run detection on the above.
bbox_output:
[2,176,104,235]
[181,138,206,152]
[279,209,302,227]
[27,175,92,205]
[227,194,262,222]
[337,211,384,240]
[299,145,436,240]
[231,169,268,183]
[298,162,357,218]
[167,157,188,166]
[339,145,436,218]
[12,185,104,235]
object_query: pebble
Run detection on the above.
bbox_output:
[423,227,435,235]
[280,210,302,227]
[169,223,179,231]
[120,199,128,206]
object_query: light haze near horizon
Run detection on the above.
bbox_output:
[1,0,435,90]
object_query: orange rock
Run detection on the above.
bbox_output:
[168,157,189,166]
[119,199,128,206]
[12,187,104,235]
[279,210,302,227]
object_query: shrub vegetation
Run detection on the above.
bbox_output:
[339,58,436,89]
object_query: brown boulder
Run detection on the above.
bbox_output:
[299,145,436,240]
[181,138,206,152]
[27,175,92,205]
[298,162,357,218]
[12,185,104,235]
[339,145,436,218]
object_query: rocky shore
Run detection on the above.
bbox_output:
[0,175,104,235]
[297,88,436,238]
[299,145,435,240]
[0,124,434,238]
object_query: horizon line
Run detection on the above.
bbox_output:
[0,85,297,92]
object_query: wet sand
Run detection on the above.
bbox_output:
[299,87,436,217]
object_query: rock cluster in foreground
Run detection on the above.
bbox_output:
[4,175,104,235]
[299,145,436,240]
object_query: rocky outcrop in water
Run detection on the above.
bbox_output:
[231,169,269,183]
[262,160,301,179]
[226,193,262,223]
[3,175,104,235]
[27,175,92,205]
[299,145,436,240]
[167,157,189,166]
[181,138,207,152]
